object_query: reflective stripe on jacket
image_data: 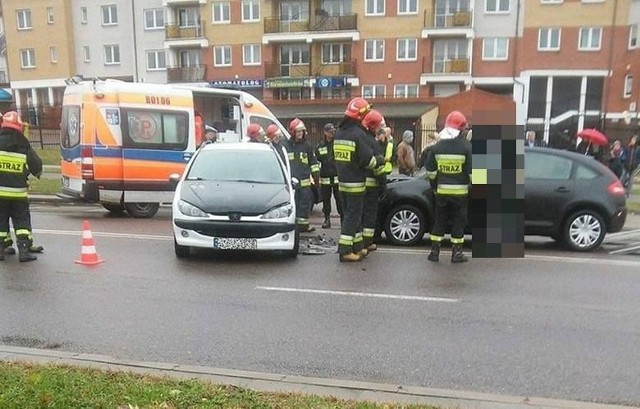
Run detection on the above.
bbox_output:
[425,137,472,196]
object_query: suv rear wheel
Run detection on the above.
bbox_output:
[563,210,606,252]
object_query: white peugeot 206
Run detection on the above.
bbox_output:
[170,142,298,258]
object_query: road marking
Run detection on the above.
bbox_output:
[34,229,171,241]
[610,244,640,255]
[603,228,640,241]
[255,286,459,303]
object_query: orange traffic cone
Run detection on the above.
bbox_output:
[75,220,104,266]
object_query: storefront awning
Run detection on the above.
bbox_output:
[0,88,13,101]
[269,102,436,119]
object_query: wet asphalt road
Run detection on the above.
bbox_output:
[1,205,639,406]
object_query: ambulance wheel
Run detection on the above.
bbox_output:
[125,202,160,218]
[101,202,125,214]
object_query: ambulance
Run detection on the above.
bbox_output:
[60,78,288,218]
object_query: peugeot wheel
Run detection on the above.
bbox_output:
[563,210,606,252]
[384,204,426,246]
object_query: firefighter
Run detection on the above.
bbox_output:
[334,97,386,262]
[425,110,472,263]
[266,124,287,165]
[361,109,386,252]
[315,123,342,229]
[0,111,42,262]
[247,123,266,143]
[286,118,319,233]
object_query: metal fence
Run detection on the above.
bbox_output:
[17,105,61,149]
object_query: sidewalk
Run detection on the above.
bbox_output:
[0,345,635,409]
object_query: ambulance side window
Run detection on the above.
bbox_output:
[122,109,188,150]
[61,105,81,148]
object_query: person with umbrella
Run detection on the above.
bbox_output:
[577,128,609,156]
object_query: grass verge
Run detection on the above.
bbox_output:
[627,201,640,213]
[0,361,436,409]
[28,177,61,195]
[33,148,61,167]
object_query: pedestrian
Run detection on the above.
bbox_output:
[334,97,385,262]
[525,130,546,148]
[396,130,417,176]
[266,124,287,165]
[361,109,387,252]
[286,118,320,233]
[425,110,472,263]
[0,111,42,262]
[417,131,440,169]
[375,127,395,179]
[315,122,342,229]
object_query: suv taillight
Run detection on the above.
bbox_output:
[81,146,94,180]
[607,180,625,196]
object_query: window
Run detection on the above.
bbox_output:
[365,0,384,15]
[20,49,35,68]
[365,39,384,61]
[61,106,81,148]
[630,24,638,49]
[485,0,509,13]
[147,50,166,70]
[214,45,232,66]
[179,8,199,27]
[243,44,261,65]
[322,43,350,63]
[394,84,419,98]
[579,27,601,51]
[187,150,286,184]
[16,9,32,30]
[540,0,562,3]
[525,153,572,180]
[123,109,188,150]
[396,38,417,61]
[144,9,164,29]
[80,7,88,24]
[575,165,598,180]
[213,2,230,23]
[433,39,468,73]
[538,28,561,51]
[47,7,55,24]
[398,0,417,14]
[102,5,118,25]
[242,0,260,22]
[362,85,385,98]
[624,75,633,98]
[482,37,509,60]
[83,46,91,62]
[104,44,121,65]
[50,46,58,63]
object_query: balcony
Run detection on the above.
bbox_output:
[165,22,208,48]
[167,65,206,83]
[420,57,471,84]
[263,14,359,44]
[265,62,312,78]
[163,0,206,5]
[422,8,474,38]
[313,60,357,77]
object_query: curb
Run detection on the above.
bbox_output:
[0,346,636,409]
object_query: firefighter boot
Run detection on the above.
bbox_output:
[427,243,440,262]
[367,243,377,252]
[340,252,362,262]
[0,248,4,261]
[451,244,468,263]
[3,239,16,255]
[322,216,331,229]
[18,240,37,262]
[29,240,44,253]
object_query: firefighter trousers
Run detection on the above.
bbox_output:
[362,186,381,248]
[321,178,342,217]
[295,186,312,230]
[430,194,468,245]
[0,199,32,247]
[337,192,365,255]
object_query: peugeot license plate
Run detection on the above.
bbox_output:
[213,237,257,250]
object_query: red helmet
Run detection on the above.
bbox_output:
[2,111,24,132]
[361,109,385,132]
[444,110,468,131]
[266,124,282,140]
[289,118,306,134]
[344,97,371,120]
[247,123,265,141]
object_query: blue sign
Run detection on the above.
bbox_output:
[210,79,263,89]
[316,77,347,88]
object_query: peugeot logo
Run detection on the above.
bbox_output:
[228,212,242,221]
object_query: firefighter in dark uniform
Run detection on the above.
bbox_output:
[334,97,386,262]
[361,109,386,252]
[286,118,320,233]
[266,124,287,165]
[315,122,342,229]
[247,123,266,143]
[0,111,42,262]
[425,110,472,263]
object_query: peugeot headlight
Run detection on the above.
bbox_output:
[261,203,293,219]
[178,200,208,217]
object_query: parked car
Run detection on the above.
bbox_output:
[171,142,299,258]
[377,147,627,251]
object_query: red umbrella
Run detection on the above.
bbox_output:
[577,128,609,155]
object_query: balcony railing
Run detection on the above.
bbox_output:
[264,62,312,78]
[167,65,206,82]
[264,13,357,34]
[432,58,470,74]
[423,8,472,28]
[313,60,357,76]
[165,22,205,40]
